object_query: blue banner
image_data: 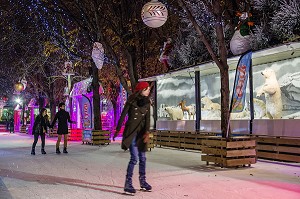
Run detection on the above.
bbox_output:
[82,129,92,142]
[230,51,252,113]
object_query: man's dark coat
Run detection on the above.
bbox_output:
[51,109,73,135]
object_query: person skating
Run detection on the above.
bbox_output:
[31,108,49,155]
[50,102,74,154]
[9,118,14,133]
[113,81,152,195]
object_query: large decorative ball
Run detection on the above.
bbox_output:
[230,30,251,55]
[14,82,24,92]
[141,0,168,28]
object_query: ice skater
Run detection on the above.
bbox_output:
[9,118,14,133]
[50,102,74,154]
[113,81,152,195]
[31,108,49,155]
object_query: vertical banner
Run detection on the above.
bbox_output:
[81,96,92,129]
[230,51,252,113]
[81,96,92,142]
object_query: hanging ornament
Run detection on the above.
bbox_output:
[141,0,168,28]
[159,37,173,70]
[230,11,254,55]
[63,86,70,96]
[21,77,27,91]
[63,61,74,75]
[91,42,104,69]
[1,96,8,102]
[14,82,24,93]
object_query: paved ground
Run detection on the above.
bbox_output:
[0,131,299,199]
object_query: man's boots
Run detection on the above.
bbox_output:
[41,148,46,154]
[31,148,35,155]
[63,147,68,154]
[56,148,61,154]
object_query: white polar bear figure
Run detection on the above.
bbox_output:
[165,107,184,120]
[256,68,282,119]
[201,96,221,110]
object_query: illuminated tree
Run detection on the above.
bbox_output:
[26,0,179,130]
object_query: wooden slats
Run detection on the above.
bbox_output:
[254,135,300,163]
[91,130,111,145]
[255,137,300,146]
[226,140,256,149]
[257,151,300,162]
[20,126,27,134]
[152,130,300,163]
[201,136,256,167]
[153,130,207,150]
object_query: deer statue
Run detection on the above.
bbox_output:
[178,100,195,120]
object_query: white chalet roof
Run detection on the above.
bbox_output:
[70,77,104,97]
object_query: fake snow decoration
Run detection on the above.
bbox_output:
[230,12,254,55]
[92,42,104,70]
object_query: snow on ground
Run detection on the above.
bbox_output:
[0,131,299,199]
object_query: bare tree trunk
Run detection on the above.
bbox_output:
[178,0,230,138]
[50,98,56,121]
[213,0,230,138]
[219,67,230,138]
[92,61,102,130]
[38,94,44,110]
[112,101,118,126]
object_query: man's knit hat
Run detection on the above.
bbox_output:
[134,82,149,92]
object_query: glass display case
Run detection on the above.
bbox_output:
[157,75,196,121]
[141,42,300,136]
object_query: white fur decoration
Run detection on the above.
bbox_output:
[92,42,104,69]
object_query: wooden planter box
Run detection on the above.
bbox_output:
[153,130,212,150]
[91,130,111,145]
[147,132,154,151]
[201,136,257,168]
[254,135,300,163]
[20,126,27,134]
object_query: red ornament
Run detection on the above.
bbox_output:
[2,96,8,102]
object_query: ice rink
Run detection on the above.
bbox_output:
[0,132,299,199]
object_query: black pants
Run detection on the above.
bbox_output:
[32,133,45,149]
[9,126,14,133]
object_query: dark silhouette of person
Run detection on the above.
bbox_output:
[31,108,49,155]
[50,102,74,154]
[9,118,14,133]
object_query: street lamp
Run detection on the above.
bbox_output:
[15,98,22,104]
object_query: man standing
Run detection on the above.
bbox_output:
[51,102,74,154]
[9,118,14,133]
